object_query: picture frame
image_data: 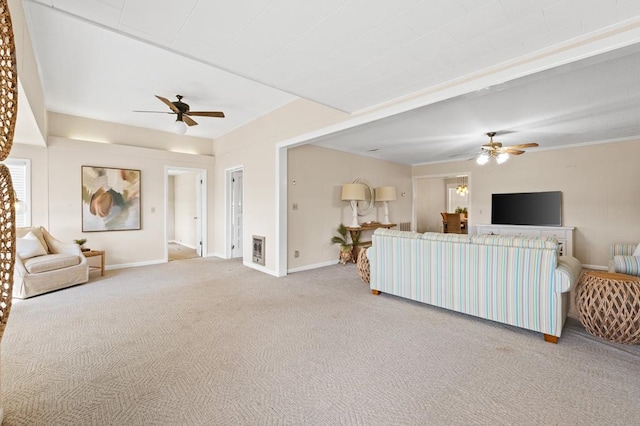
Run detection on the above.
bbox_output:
[81,166,141,232]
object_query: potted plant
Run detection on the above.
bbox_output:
[74,238,88,251]
[455,206,468,218]
[331,223,356,265]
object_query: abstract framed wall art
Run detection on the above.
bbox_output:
[82,166,141,232]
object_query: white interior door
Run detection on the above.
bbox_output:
[195,173,203,256]
[231,170,243,258]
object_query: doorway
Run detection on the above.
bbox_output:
[413,173,471,233]
[165,166,207,261]
[226,166,244,259]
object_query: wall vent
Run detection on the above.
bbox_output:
[252,235,265,266]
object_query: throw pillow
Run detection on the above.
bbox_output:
[17,232,48,259]
[633,243,640,257]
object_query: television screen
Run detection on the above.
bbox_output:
[491,191,562,226]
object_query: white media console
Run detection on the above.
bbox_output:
[476,224,574,257]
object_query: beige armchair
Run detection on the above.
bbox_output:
[14,227,89,299]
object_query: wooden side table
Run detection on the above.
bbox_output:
[575,271,640,344]
[345,222,395,263]
[83,250,106,276]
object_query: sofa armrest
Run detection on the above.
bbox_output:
[13,255,28,277]
[612,255,640,277]
[554,256,582,292]
[43,230,83,256]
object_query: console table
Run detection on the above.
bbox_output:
[476,224,574,257]
[345,222,395,263]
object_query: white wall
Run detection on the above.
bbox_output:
[212,99,350,273]
[22,136,215,268]
[413,139,640,268]
[287,144,412,269]
[49,112,214,155]
[8,0,47,145]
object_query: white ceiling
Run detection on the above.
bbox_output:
[20,0,640,164]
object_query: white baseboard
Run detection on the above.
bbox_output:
[207,252,227,259]
[288,260,339,273]
[243,260,279,277]
[106,259,166,270]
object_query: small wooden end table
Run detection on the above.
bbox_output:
[345,222,396,263]
[83,250,106,276]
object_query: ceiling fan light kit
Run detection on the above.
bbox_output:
[476,132,537,165]
[172,119,188,135]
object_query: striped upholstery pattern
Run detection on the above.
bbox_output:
[610,243,638,257]
[612,255,640,277]
[369,230,582,338]
[608,243,639,276]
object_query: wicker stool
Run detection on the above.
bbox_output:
[575,271,640,344]
[356,247,370,284]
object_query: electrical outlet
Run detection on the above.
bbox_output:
[292,203,298,210]
[294,250,300,258]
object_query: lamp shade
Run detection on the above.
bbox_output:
[341,183,366,201]
[375,186,397,202]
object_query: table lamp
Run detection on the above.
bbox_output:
[375,186,396,224]
[341,183,366,228]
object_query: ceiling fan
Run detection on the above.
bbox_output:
[477,132,538,165]
[135,95,225,133]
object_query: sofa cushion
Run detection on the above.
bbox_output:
[421,232,472,243]
[17,232,48,259]
[373,228,423,239]
[471,234,558,250]
[23,254,81,274]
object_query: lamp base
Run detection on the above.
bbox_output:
[350,201,360,228]
[381,201,391,224]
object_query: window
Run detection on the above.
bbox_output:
[3,158,31,227]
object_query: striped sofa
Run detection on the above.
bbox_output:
[368,229,582,342]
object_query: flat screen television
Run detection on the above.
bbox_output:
[491,191,562,227]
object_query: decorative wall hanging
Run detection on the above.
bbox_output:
[0,0,18,339]
[82,166,141,232]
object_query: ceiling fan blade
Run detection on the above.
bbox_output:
[503,143,539,149]
[156,95,180,113]
[504,149,525,155]
[187,111,225,118]
[133,110,173,114]
[183,115,198,126]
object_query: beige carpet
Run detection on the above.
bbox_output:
[2,258,639,425]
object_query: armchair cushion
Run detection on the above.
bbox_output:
[17,232,48,259]
[23,253,82,274]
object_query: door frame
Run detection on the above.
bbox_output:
[412,172,472,234]
[225,165,244,259]
[164,166,208,262]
